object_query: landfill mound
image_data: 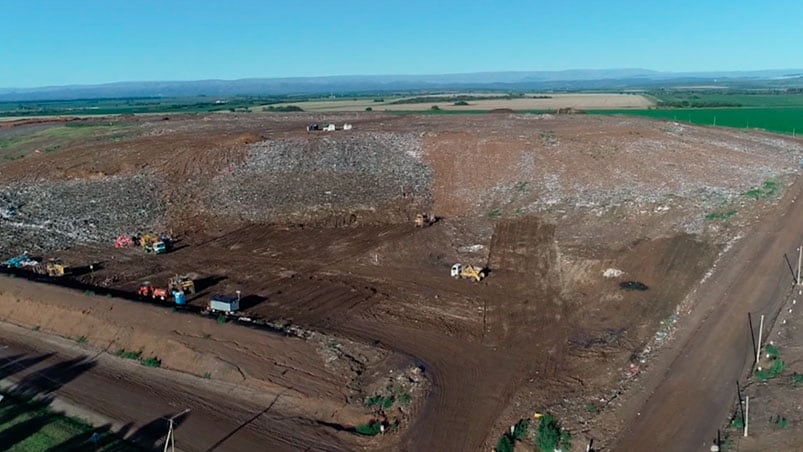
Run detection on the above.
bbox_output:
[206,132,432,225]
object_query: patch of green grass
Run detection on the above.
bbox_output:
[705,209,737,222]
[0,390,141,451]
[791,372,803,384]
[487,208,502,218]
[365,394,395,410]
[765,344,779,359]
[743,180,779,200]
[756,358,786,381]
[585,402,599,414]
[355,421,383,436]
[75,336,88,344]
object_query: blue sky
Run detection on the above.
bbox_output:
[3,0,803,87]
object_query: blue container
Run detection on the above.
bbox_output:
[173,291,187,305]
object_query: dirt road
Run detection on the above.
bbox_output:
[0,322,356,452]
[611,176,802,451]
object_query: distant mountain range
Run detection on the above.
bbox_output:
[2,69,803,101]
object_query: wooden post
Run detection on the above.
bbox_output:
[756,315,765,366]
[744,396,749,437]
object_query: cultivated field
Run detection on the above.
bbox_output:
[0,112,801,451]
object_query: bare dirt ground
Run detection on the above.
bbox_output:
[264,93,654,112]
[0,112,802,451]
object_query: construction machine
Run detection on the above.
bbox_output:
[450,263,486,282]
[168,275,195,295]
[138,282,168,301]
[137,233,172,254]
[45,259,69,277]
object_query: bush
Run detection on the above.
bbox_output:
[141,357,161,368]
[217,314,228,324]
[365,107,373,112]
[755,359,786,381]
[430,105,441,111]
[536,414,571,452]
[791,372,803,384]
[355,421,382,436]
[495,434,513,452]
[454,100,469,106]
[75,336,87,344]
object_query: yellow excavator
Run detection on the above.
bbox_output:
[450,263,486,282]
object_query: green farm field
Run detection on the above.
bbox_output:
[591,107,803,134]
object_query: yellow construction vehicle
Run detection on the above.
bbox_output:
[450,263,486,282]
[46,259,69,277]
[168,275,195,295]
[414,213,430,228]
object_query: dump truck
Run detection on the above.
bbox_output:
[450,263,486,282]
[168,275,195,295]
[136,233,172,254]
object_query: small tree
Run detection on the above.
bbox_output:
[430,105,441,111]
[365,107,373,112]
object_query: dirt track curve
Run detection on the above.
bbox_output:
[612,176,803,451]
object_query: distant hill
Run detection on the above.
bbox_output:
[2,69,803,101]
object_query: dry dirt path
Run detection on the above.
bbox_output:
[611,176,803,451]
[0,322,355,452]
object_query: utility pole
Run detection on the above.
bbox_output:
[755,315,765,366]
[163,409,191,452]
[744,396,749,437]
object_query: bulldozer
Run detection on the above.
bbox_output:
[414,213,431,228]
[450,263,486,282]
[168,275,195,295]
[46,259,69,277]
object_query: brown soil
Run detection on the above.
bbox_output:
[1,113,801,451]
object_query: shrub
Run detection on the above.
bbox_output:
[365,107,373,112]
[355,421,382,436]
[585,402,599,413]
[755,359,786,381]
[83,290,95,296]
[217,314,228,324]
[775,416,789,429]
[454,100,469,106]
[488,208,502,218]
[203,372,211,379]
[765,344,779,358]
[398,392,412,405]
[536,414,571,452]
[75,336,88,344]
[430,105,441,111]
[705,210,737,221]
[791,372,803,384]
[141,357,161,368]
[495,434,513,452]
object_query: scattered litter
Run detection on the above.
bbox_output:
[603,268,624,278]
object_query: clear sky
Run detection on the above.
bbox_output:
[3,0,803,88]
